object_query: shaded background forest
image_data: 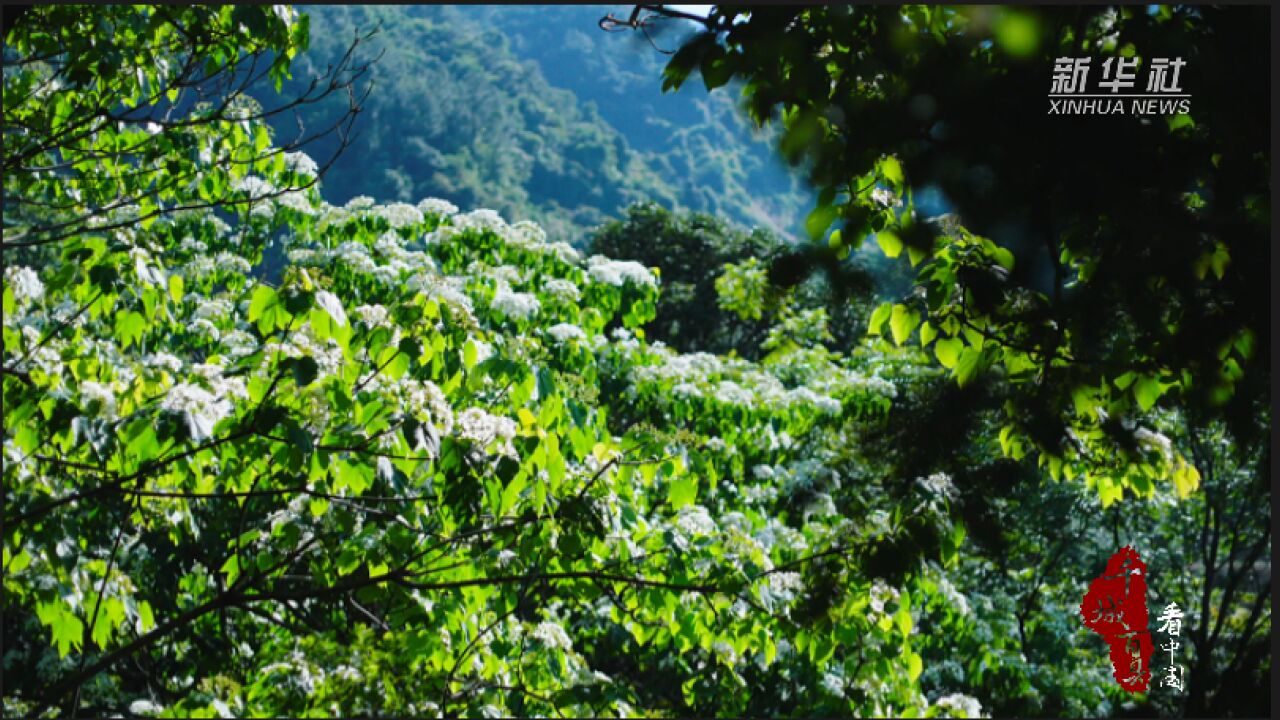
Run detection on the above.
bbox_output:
[274,5,812,243]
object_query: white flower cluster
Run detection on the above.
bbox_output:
[758,572,804,612]
[374,202,425,229]
[754,517,808,554]
[587,255,656,287]
[542,278,581,302]
[456,407,517,456]
[263,324,345,378]
[160,382,233,441]
[672,504,718,550]
[191,362,249,403]
[5,266,44,307]
[531,621,573,651]
[490,288,540,320]
[219,329,258,358]
[711,639,738,666]
[869,579,900,616]
[80,381,118,420]
[452,208,507,234]
[871,187,902,208]
[403,380,454,434]
[345,195,375,211]
[353,304,389,327]
[933,693,983,718]
[820,671,846,697]
[918,471,957,498]
[234,175,275,199]
[629,347,858,415]
[276,190,316,216]
[283,151,318,178]
[545,323,586,344]
[1134,427,1175,464]
[144,352,184,374]
[933,573,970,617]
[417,197,458,218]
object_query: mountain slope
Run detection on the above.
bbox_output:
[270,5,811,243]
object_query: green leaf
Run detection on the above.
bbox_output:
[248,285,277,322]
[919,321,937,347]
[37,602,84,658]
[876,231,903,258]
[934,337,963,369]
[868,302,892,336]
[114,310,146,348]
[889,304,920,346]
[668,475,697,510]
[880,156,904,186]
[905,650,923,681]
[805,204,840,241]
[954,347,986,387]
[168,273,184,303]
[1134,375,1164,412]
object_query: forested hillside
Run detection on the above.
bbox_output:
[274,5,812,242]
[3,4,1269,719]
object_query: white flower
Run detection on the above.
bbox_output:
[546,323,585,343]
[417,198,459,217]
[283,151,318,178]
[758,572,804,611]
[4,266,44,305]
[80,381,117,420]
[314,290,348,327]
[160,383,233,441]
[934,574,970,617]
[345,195,375,211]
[871,187,901,207]
[673,505,717,546]
[490,289,540,320]
[542,241,581,264]
[531,621,572,651]
[456,407,517,456]
[543,278,581,301]
[144,352,184,374]
[869,579,900,615]
[587,255,656,287]
[188,318,221,340]
[1134,427,1175,463]
[820,671,846,697]
[403,380,454,435]
[753,465,775,480]
[453,208,507,233]
[220,330,257,357]
[934,693,983,718]
[128,700,163,716]
[711,640,738,665]
[353,304,389,327]
[919,472,956,498]
[276,190,316,215]
[235,175,274,198]
[714,380,754,406]
[374,202,425,229]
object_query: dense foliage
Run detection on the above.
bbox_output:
[657,4,1267,496]
[589,202,916,358]
[641,3,1270,715]
[2,4,1269,719]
